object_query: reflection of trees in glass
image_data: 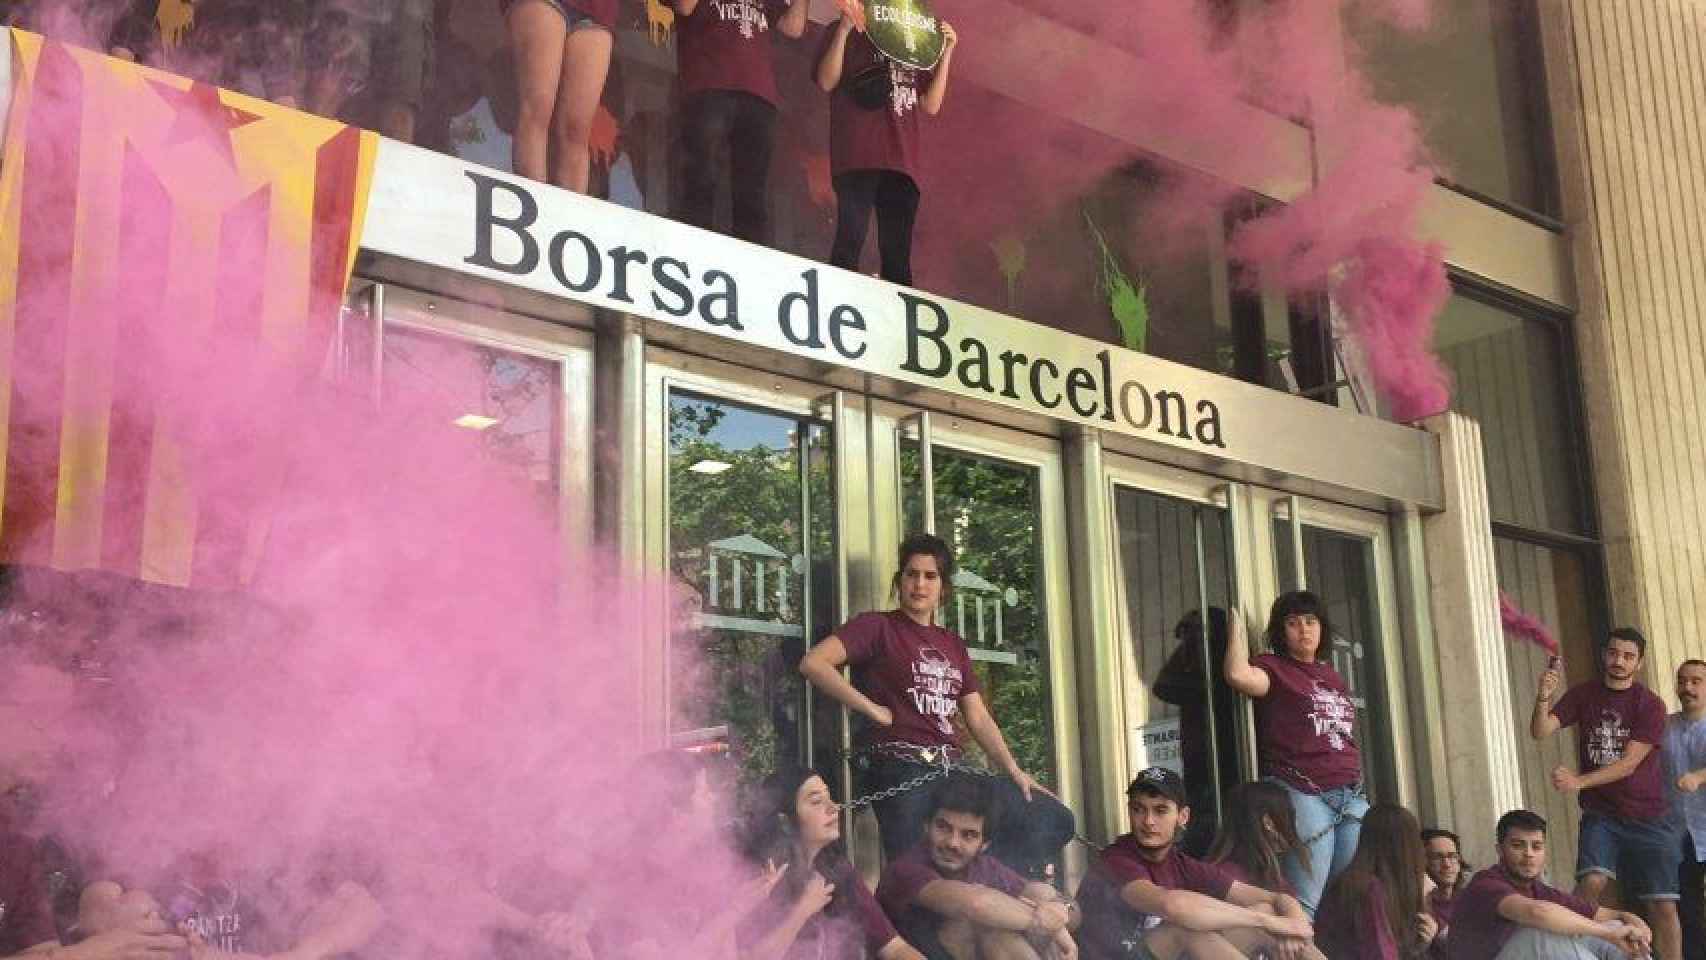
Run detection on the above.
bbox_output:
[668,394,834,785]
[899,443,1054,783]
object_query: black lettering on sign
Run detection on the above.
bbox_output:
[828,305,867,359]
[548,230,601,293]
[900,293,952,377]
[465,172,539,275]
[650,257,694,317]
[701,270,741,329]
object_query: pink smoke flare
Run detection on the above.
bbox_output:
[1499,592,1560,655]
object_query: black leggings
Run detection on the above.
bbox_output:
[829,170,919,285]
[675,90,778,245]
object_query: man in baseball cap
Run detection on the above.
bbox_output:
[1077,768,1324,959]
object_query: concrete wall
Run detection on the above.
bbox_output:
[1545,0,1706,680]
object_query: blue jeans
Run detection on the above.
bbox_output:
[1575,811,1682,899]
[1273,779,1368,915]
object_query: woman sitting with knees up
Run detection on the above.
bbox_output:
[799,533,1075,879]
[1224,591,1366,916]
[740,765,925,960]
[1312,804,1438,960]
[1207,780,1306,898]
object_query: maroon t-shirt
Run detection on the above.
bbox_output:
[838,610,980,750]
[674,0,791,104]
[1550,680,1667,820]
[496,0,616,29]
[1314,875,1400,960]
[877,842,1025,941]
[1448,866,1594,960]
[1253,653,1362,791]
[0,831,54,955]
[741,858,897,960]
[1078,837,1234,957]
[822,29,933,178]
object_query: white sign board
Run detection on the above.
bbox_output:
[1129,716,1184,777]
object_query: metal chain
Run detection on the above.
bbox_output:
[1271,764,1365,848]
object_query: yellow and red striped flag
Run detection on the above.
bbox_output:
[0,29,378,588]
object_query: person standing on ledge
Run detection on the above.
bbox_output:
[814,10,957,286]
[799,532,1074,879]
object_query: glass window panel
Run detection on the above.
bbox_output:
[1113,487,1238,855]
[379,326,562,500]
[1274,521,1393,799]
[667,391,837,784]
[1434,294,1586,535]
[898,442,1055,786]
[1348,0,1557,214]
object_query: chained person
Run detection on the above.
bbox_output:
[1222,591,1367,917]
[876,775,1077,960]
[798,533,1075,879]
[740,765,927,960]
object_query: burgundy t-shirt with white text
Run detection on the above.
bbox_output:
[823,29,933,178]
[740,858,896,960]
[674,0,792,104]
[1253,653,1362,791]
[1551,680,1667,820]
[1447,867,1594,960]
[838,610,980,750]
[877,842,1025,940]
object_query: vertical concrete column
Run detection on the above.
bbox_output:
[1420,412,1524,866]
[1390,503,1452,825]
[1062,425,1124,845]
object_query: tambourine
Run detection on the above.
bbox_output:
[852,0,947,71]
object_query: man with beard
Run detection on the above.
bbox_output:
[1076,768,1320,960]
[1421,828,1467,956]
[876,776,1078,960]
[1531,629,1679,959]
[1448,810,1651,959]
[1664,659,1706,960]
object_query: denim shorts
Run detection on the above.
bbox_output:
[1576,811,1683,899]
[499,0,610,31]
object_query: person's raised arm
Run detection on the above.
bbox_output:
[1530,664,1563,739]
[1554,740,1655,793]
[960,692,1052,802]
[1223,608,1270,698]
[919,23,956,116]
[747,871,834,960]
[1496,894,1637,946]
[778,0,808,39]
[799,636,892,726]
[815,15,856,92]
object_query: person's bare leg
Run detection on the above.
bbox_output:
[1575,871,1610,908]
[1141,924,1249,960]
[506,0,567,181]
[1647,899,1681,960]
[937,918,979,960]
[976,928,1042,960]
[548,25,613,193]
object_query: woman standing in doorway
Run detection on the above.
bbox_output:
[798,533,1074,878]
[1224,590,1368,917]
[814,12,958,286]
[502,0,615,193]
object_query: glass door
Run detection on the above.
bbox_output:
[1269,495,1410,803]
[647,354,847,787]
[1105,457,1242,855]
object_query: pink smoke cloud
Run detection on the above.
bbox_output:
[1499,591,1560,656]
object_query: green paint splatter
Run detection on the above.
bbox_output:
[1084,209,1148,352]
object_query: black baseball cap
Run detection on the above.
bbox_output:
[1127,767,1188,806]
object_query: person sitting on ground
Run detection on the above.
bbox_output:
[741,764,925,960]
[1420,828,1468,957]
[1076,768,1320,960]
[1206,780,1303,896]
[801,533,1075,879]
[1313,803,1437,960]
[875,775,1077,960]
[1448,809,1652,960]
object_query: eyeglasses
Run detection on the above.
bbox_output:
[1426,851,1461,862]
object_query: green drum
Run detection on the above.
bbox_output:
[862,0,946,70]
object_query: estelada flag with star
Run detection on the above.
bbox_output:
[0,29,378,589]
